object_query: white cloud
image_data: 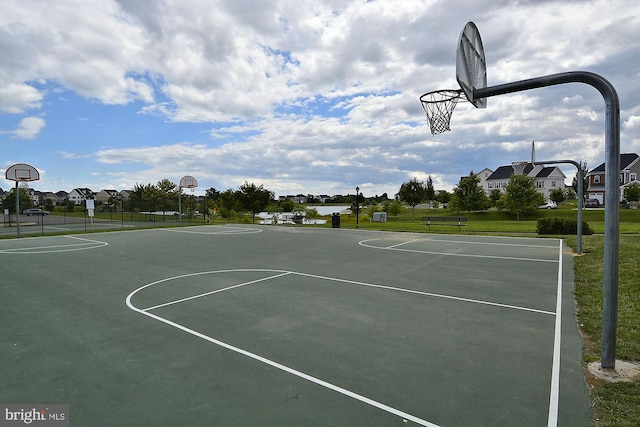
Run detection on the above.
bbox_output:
[1,0,639,195]
[624,115,640,131]
[0,83,44,113]
[10,116,46,140]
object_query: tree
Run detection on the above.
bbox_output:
[398,178,427,220]
[44,198,55,212]
[132,183,160,215]
[219,188,239,222]
[182,193,197,218]
[107,193,122,212]
[238,182,274,222]
[499,174,545,222]
[157,178,178,219]
[549,188,565,204]
[426,176,436,202]
[489,189,502,207]
[435,190,451,205]
[205,188,221,204]
[383,199,403,217]
[624,182,640,203]
[450,172,490,213]
[1,186,33,213]
[278,198,295,212]
[364,203,381,222]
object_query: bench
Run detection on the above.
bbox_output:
[421,216,467,232]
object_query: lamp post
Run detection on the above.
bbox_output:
[355,186,360,229]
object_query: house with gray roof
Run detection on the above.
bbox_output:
[587,153,639,205]
[484,163,566,200]
[68,188,94,205]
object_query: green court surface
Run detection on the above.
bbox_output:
[1,225,590,426]
[0,214,175,238]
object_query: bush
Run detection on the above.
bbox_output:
[536,217,593,235]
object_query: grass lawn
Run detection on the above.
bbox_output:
[565,234,640,426]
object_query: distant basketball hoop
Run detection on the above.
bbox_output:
[178,175,198,226]
[179,175,198,189]
[5,163,40,239]
[5,163,40,182]
[511,161,529,176]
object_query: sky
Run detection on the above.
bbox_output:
[1,0,639,198]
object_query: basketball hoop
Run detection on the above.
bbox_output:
[5,163,40,182]
[178,175,198,226]
[179,175,198,189]
[511,161,529,176]
[419,89,465,135]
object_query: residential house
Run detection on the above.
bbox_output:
[119,189,133,201]
[68,188,94,205]
[55,191,69,206]
[27,188,39,205]
[587,153,640,205]
[95,189,119,205]
[484,163,566,200]
[475,168,493,190]
[34,190,57,206]
[280,194,308,203]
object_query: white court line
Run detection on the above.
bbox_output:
[0,235,108,254]
[126,273,439,427]
[43,225,72,231]
[359,239,558,263]
[293,270,555,316]
[132,269,554,317]
[142,272,291,311]
[420,236,559,249]
[127,268,557,425]
[65,235,111,244]
[384,239,422,249]
[160,226,262,235]
[547,239,563,427]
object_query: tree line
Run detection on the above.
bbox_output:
[4,172,639,222]
[397,171,585,222]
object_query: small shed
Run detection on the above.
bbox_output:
[373,212,387,222]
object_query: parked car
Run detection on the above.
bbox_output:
[22,208,49,216]
[538,201,557,209]
[585,199,600,208]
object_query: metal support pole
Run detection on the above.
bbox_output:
[355,186,360,229]
[15,182,21,238]
[475,71,620,368]
[534,159,583,254]
[178,187,183,226]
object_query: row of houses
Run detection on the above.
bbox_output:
[0,187,134,207]
[475,152,639,204]
[2,153,638,208]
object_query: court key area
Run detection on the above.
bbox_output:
[1,225,590,426]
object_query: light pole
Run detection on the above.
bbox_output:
[355,186,360,229]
